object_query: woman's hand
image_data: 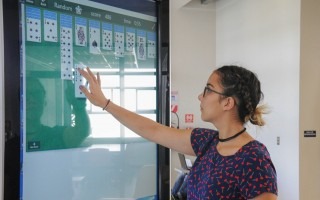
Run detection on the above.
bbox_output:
[78,67,109,109]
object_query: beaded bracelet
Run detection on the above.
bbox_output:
[102,99,111,111]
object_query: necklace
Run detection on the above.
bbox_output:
[218,128,246,142]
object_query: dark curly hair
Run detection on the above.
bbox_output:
[215,65,267,126]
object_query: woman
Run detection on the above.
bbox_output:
[78,65,278,199]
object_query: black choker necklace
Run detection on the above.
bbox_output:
[218,128,246,142]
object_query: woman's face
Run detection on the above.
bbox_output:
[198,72,226,123]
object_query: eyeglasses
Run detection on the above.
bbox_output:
[203,86,226,97]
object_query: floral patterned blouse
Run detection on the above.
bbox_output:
[187,128,278,199]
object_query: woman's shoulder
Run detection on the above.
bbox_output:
[191,128,218,156]
[192,128,218,136]
[243,140,270,152]
[237,140,274,162]
[191,128,219,143]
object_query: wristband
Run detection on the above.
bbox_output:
[102,99,111,111]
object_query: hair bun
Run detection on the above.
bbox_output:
[246,104,269,126]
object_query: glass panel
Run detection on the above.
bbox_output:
[89,114,121,138]
[100,75,120,87]
[20,0,158,199]
[124,75,156,87]
[124,89,137,111]
[124,68,156,73]
[137,90,156,110]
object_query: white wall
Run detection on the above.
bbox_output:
[169,0,216,187]
[0,1,5,200]
[170,1,216,133]
[215,0,300,199]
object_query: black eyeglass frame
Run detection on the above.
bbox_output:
[202,86,227,97]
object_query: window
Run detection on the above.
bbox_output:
[86,68,157,138]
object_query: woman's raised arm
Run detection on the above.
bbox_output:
[78,67,195,156]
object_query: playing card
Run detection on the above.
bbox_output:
[89,20,100,54]
[102,22,113,50]
[75,17,87,46]
[26,6,41,43]
[43,10,58,42]
[126,27,135,52]
[147,32,156,58]
[114,25,124,57]
[74,64,87,98]
[60,14,73,80]
[137,30,146,60]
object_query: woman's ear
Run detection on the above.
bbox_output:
[223,97,236,110]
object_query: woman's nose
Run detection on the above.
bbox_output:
[198,93,202,101]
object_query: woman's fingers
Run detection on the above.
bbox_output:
[79,84,90,97]
[97,72,101,87]
[78,67,93,83]
[86,67,97,83]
